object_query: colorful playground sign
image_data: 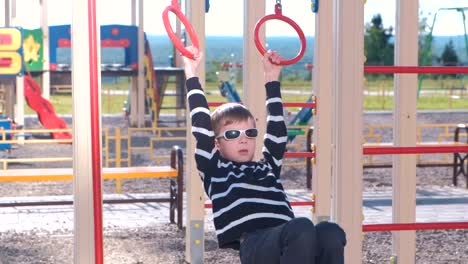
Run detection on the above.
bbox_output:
[0,27,23,76]
[22,29,44,72]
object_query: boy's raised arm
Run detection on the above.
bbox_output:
[262,50,283,83]
[262,51,288,177]
[183,46,201,80]
[183,47,217,171]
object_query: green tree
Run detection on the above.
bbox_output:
[439,40,459,78]
[364,14,394,66]
[440,40,459,66]
[418,13,433,67]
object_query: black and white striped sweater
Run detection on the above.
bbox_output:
[186,77,295,250]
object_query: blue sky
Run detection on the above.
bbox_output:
[1,0,467,36]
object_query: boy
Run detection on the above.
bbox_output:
[184,46,346,264]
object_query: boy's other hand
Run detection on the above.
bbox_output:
[263,50,283,83]
[183,46,204,79]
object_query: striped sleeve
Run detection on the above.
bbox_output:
[186,77,217,173]
[262,81,287,177]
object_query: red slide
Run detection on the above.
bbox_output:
[23,75,72,140]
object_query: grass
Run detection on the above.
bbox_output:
[364,94,468,110]
[23,77,468,115]
[25,94,128,115]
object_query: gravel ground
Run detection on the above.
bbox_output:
[0,111,467,263]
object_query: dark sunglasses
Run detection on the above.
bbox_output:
[216,128,258,140]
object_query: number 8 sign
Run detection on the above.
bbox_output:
[0,28,23,76]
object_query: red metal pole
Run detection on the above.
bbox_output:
[207,102,224,107]
[283,102,316,108]
[364,66,468,74]
[364,145,468,155]
[363,222,468,232]
[289,201,315,206]
[284,152,316,158]
[305,64,468,74]
[87,0,104,262]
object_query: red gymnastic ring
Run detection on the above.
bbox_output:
[162,0,199,59]
[254,3,306,65]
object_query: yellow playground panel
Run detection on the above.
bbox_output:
[363,123,468,167]
[1,123,466,173]
[0,146,184,229]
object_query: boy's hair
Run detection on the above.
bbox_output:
[211,103,255,135]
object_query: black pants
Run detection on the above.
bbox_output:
[239,217,346,264]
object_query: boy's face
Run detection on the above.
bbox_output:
[215,118,257,163]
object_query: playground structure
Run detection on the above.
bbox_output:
[1,23,187,144]
[217,62,242,103]
[23,74,71,139]
[1,1,468,264]
[418,7,468,97]
[0,115,12,151]
[1,2,187,262]
[303,123,468,189]
[1,145,185,228]
[0,27,22,149]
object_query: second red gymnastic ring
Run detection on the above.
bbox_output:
[254,4,306,65]
[162,0,199,60]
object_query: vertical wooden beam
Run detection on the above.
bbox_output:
[4,0,10,26]
[137,0,145,127]
[129,0,138,127]
[131,0,136,25]
[11,0,24,128]
[332,0,364,263]
[243,0,265,160]
[174,0,183,68]
[393,1,418,263]
[14,76,24,127]
[174,0,183,123]
[72,0,102,262]
[185,1,206,263]
[11,0,16,24]
[312,0,333,224]
[40,0,50,100]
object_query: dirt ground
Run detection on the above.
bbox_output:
[0,111,467,263]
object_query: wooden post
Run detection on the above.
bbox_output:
[40,0,50,100]
[72,0,103,262]
[11,0,24,129]
[137,0,145,127]
[332,0,364,263]
[129,0,137,127]
[131,0,136,25]
[4,0,10,26]
[185,1,206,263]
[243,0,265,160]
[392,1,419,263]
[312,0,333,224]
